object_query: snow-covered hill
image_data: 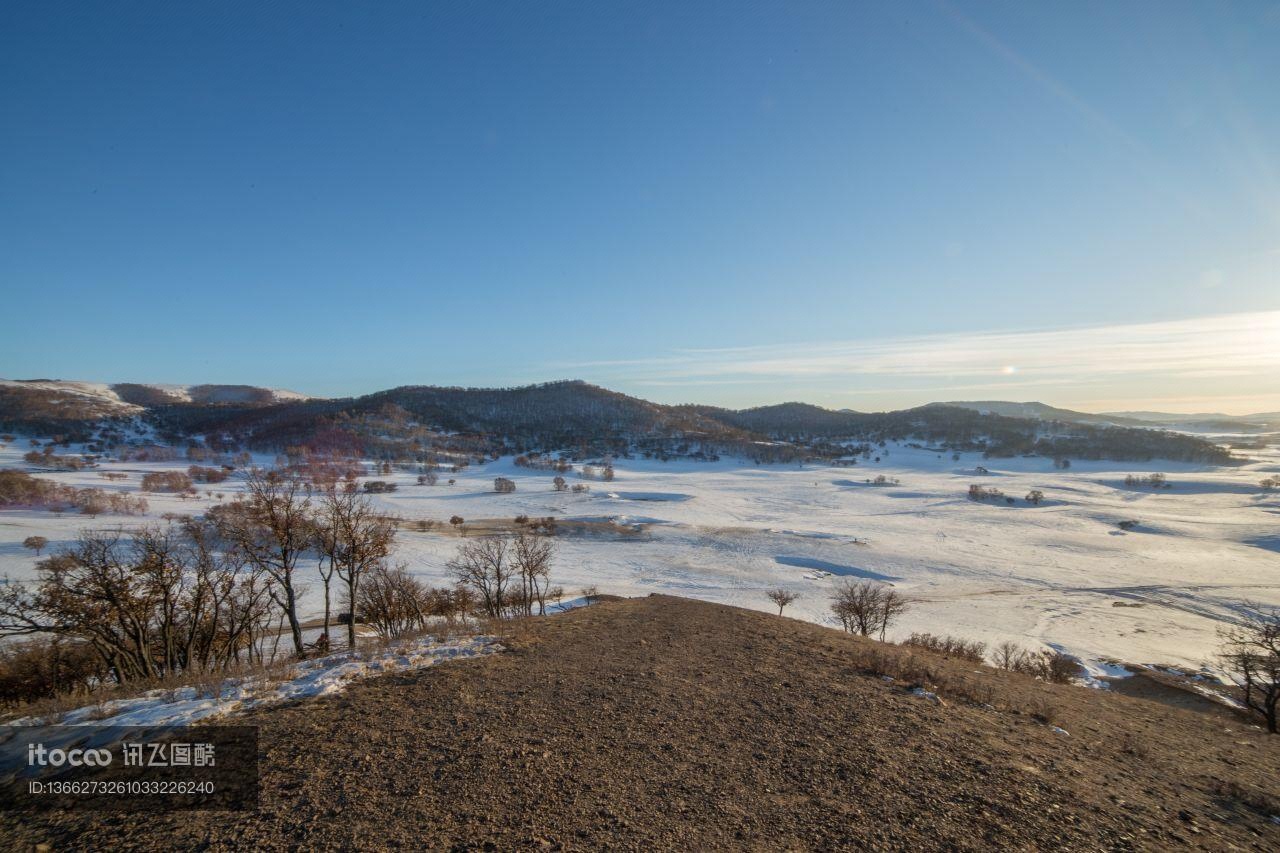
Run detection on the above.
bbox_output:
[0,378,312,411]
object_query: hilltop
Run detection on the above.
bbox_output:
[3,596,1275,850]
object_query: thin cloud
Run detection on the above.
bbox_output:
[564,311,1280,412]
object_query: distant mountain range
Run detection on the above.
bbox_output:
[946,400,1280,433]
[942,401,1148,427]
[1102,409,1280,426]
[0,379,1247,464]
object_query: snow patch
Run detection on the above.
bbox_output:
[8,634,501,729]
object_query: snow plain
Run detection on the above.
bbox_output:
[2,435,1277,679]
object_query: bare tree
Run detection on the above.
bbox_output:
[310,492,338,646]
[1220,605,1280,733]
[356,563,430,640]
[766,588,798,616]
[831,580,908,639]
[22,536,47,557]
[451,583,478,619]
[211,469,313,658]
[448,537,512,618]
[512,531,555,616]
[877,587,909,641]
[326,489,397,649]
[993,640,1024,670]
[0,523,271,683]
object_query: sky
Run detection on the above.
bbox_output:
[1,1,1278,413]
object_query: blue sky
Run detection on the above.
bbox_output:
[2,1,1277,412]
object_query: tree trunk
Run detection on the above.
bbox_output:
[345,578,357,650]
[285,588,304,659]
[322,576,332,642]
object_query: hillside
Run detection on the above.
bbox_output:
[0,379,1235,464]
[4,597,1275,850]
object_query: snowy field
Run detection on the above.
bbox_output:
[2,435,1278,679]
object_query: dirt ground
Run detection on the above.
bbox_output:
[2,595,1277,850]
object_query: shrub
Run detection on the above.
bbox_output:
[140,471,194,493]
[23,449,90,470]
[967,484,1004,502]
[355,564,436,640]
[994,643,1080,683]
[187,465,229,484]
[0,637,110,706]
[0,470,60,507]
[0,472,145,515]
[1124,473,1170,489]
[903,633,987,663]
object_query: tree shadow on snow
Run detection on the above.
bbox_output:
[774,555,900,582]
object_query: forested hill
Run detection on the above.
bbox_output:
[0,378,1236,465]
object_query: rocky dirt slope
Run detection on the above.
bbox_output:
[3,595,1277,850]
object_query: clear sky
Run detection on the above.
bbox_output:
[2,1,1278,413]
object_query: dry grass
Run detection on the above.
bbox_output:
[1212,779,1280,817]
[799,626,1093,730]
[0,662,264,724]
